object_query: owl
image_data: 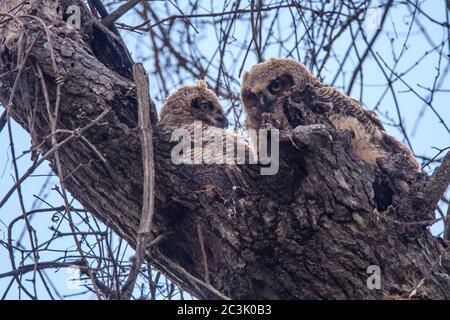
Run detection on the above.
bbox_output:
[158,81,254,188]
[240,58,320,137]
[240,58,420,170]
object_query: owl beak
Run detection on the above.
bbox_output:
[215,114,229,129]
[257,93,275,112]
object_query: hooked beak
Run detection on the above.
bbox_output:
[215,114,229,129]
[257,92,276,112]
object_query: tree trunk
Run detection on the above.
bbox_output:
[1,0,449,299]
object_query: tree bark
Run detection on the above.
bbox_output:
[1,0,449,299]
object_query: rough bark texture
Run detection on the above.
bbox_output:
[1,0,450,299]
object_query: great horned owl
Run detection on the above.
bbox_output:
[241,58,319,136]
[159,80,229,130]
[240,58,420,170]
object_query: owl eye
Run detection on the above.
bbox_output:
[269,80,282,93]
[194,99,214,111]
[202,101,214,110]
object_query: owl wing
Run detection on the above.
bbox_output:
[282,84,419,169]
[181,123,254,165]
[315,86,420,169]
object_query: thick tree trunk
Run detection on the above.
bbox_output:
[1,0,449,299]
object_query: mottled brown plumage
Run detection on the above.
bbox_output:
[158,81,254,178]
[241,58,319,136]
[159,80,229,130]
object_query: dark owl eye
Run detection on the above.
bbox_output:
[193,99,214,110]
[200,101,214,110]
[268,80,282,94]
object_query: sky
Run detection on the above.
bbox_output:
[0,0,448,299]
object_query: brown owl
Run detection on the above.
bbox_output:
[159,80,229,130]
[240,58,420,170]
[240,58,320,137]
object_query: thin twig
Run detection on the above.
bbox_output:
[102,0,142,27]
[197,225,210,284]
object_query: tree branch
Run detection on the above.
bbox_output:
[102,0,142,28]
[426,152,450,210]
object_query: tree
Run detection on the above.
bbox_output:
[0,0,449,300]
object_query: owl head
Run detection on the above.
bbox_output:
[240,58,317,119]
[159,81,229,129]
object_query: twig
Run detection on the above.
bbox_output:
[0,110,6,133]
[422,147,450,170]
[102,0,142,28]
[197,225,210,284]
[0,261,86,279]
[160,253,231,300]
[0,110,110,210]
[347,0,393,94]
[376,52,450,135]
[408,244,450,298]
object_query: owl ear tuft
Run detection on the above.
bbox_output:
[268,57,278,65]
